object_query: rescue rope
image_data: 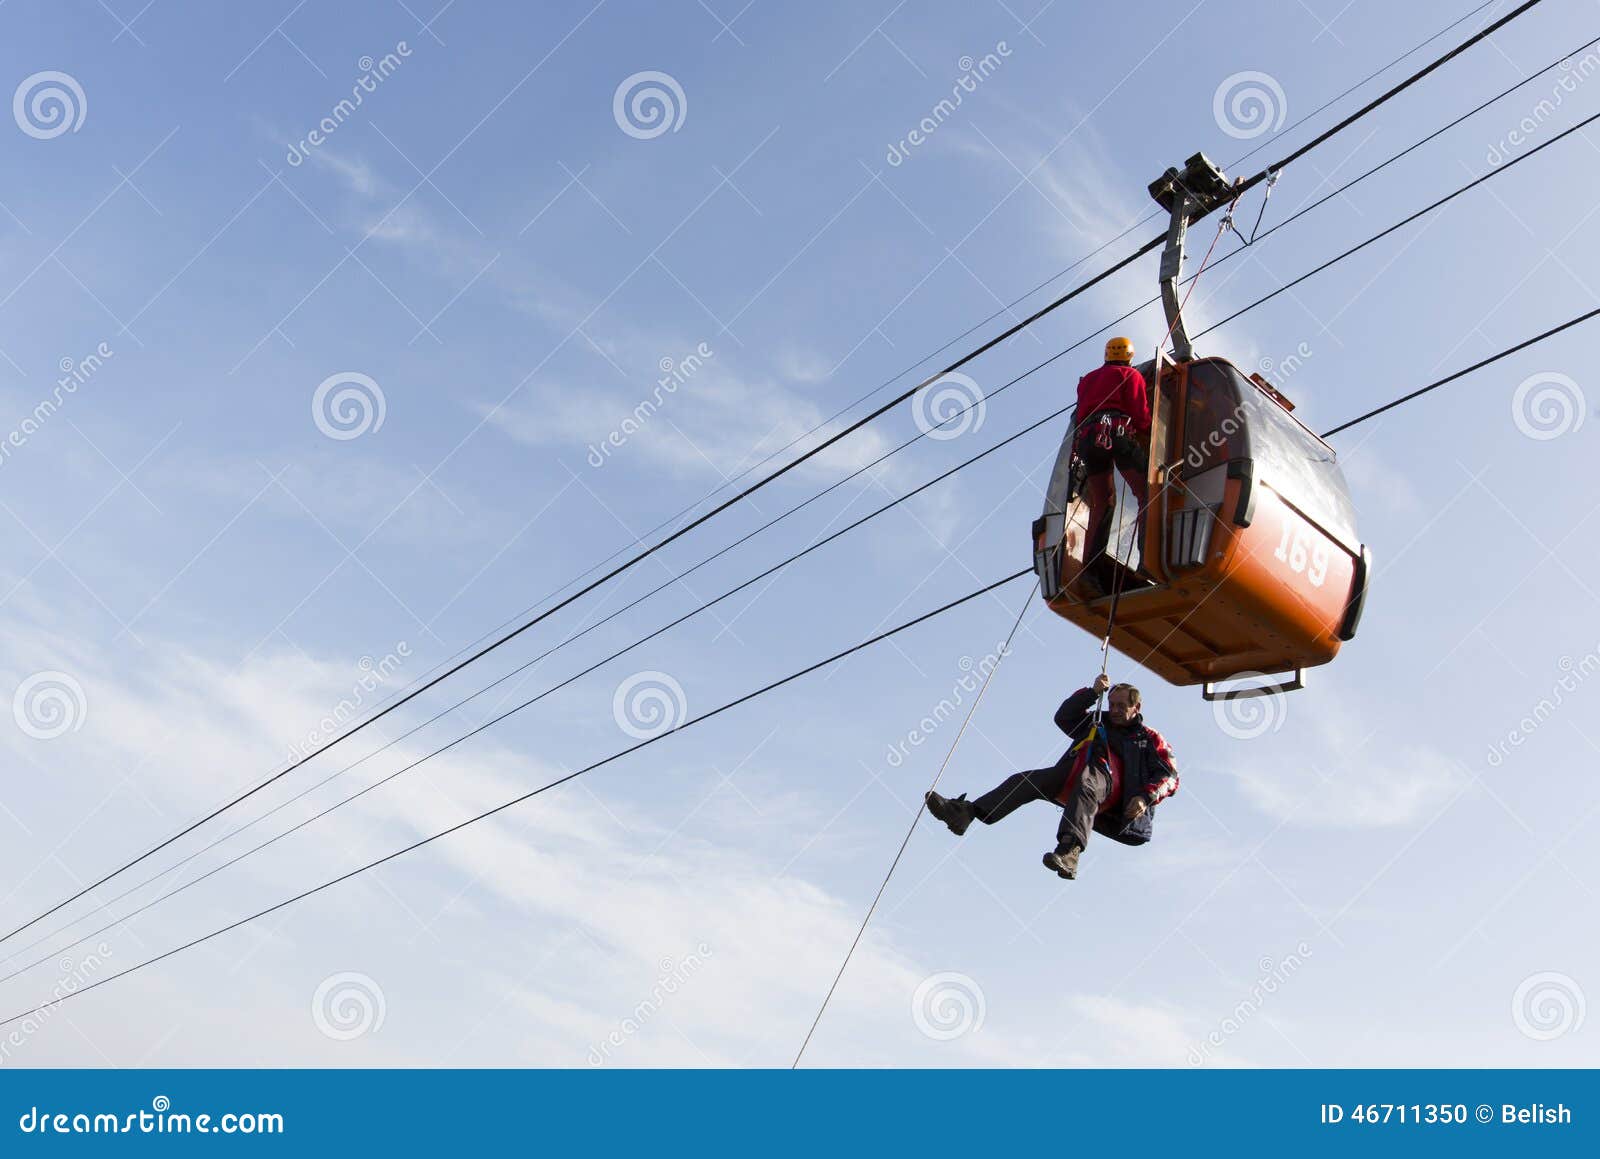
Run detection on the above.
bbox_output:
[1086,204,1232,726]
[792,578,1038,1068]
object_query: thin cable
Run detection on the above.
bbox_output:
[0,163,1344,971]
[0,570,1034,1032]
[0,407,1081,986]
[1224,0,1500,172]
[18,46,1590,964]
[1194,102,1600,346]
[1320,304,1600,437]
[794,297,1600,1068]
[0,0,1546,949]
[717,0,1502,496]
[1250,0,1544,193]
[11,284,1599,1024]
[792,578,1037,1068]
[700,0,1506,498]
[201,3,1500,771]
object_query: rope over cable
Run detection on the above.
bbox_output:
[793,579,1039,1068]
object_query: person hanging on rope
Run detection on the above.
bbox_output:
[1071,337,1151,596]
[923,673,1177,880]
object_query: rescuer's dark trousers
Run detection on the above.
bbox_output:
[1075,431,1149,583]
[1082,465,1149,581]
[971,763,1113,853]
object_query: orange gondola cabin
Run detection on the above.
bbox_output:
[1031,154,1370,698]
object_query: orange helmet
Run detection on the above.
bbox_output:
[1104,337,1135,364]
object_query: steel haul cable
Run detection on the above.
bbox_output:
[214,0,1499,794]
[8,298,1600,1029]
[0,409,1082,986]
[609,0,1503,534]
[0,0,1551,950]
[16,49,1600,968]
[0,570,1035,1031]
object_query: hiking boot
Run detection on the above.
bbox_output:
[1042,844,1081,880]
[925,791,974,836]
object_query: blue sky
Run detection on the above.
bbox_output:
[0,0,1596,1066]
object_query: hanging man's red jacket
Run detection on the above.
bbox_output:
[1075,363,1152,435]
[1050,687,1178,846]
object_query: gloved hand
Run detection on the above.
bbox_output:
[1123,794,1149,823]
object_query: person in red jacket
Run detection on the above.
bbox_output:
[924,674,1178,880]
[1072,337,1151,595]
